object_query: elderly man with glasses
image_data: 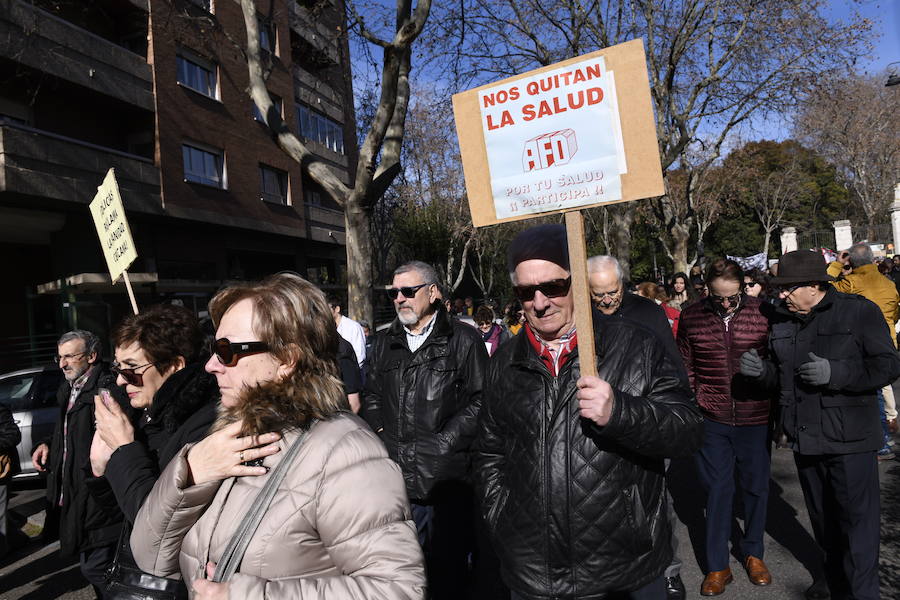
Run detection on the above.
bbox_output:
[588,254,690,600]
[740,250,900,600]
[363,260,490,599]
[473,224,703,600]
[31,330,133,598]
[676,259,775,596]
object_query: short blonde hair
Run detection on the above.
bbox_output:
[209,272,346,429]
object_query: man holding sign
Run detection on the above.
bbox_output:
[473,225,703,599]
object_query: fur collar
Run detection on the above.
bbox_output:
[213,370,349,436]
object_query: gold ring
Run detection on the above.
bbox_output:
[239,450,245,462]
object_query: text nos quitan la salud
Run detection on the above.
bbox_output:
[483,62,606,130]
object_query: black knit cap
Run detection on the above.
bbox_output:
[507,223,570,272]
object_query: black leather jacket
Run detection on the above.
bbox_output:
[363,307,488,502]
[473,319,703,599]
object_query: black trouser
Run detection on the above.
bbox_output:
[412,481,506,600]
[80,543,116,599]
[794,451,880,600]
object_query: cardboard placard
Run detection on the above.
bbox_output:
[89,168,138,283]
[452,38,664,227]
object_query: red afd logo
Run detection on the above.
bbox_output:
[523,129,578,172]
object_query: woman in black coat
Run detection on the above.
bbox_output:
[87,303,219,597]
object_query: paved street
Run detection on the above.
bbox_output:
[1,446,899,599]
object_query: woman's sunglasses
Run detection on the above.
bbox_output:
[512,277,572,302]
[211,338,270,367]
[111,362,157,387]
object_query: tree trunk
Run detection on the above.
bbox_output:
[346,199,374,326]
[610,205,634,281]
[671,224,691,274]
[762,229,771,258]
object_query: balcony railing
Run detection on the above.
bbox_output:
[0,0,154,110]
[0,119,160,212]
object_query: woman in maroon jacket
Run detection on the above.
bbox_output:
[677,259,774,596]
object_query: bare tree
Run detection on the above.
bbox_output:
[429,0,870,273]
[794,72,900,239]
[390,91,476,294]
[239,0,431,325]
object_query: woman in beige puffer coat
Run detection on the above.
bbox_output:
[130,273,425,599]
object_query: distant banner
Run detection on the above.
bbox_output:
[727,252,768,272]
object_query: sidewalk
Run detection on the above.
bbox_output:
[669,446,900,599]
[1,448,898,599]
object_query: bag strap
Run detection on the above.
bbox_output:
[211,420,317,583]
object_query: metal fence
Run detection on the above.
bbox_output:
[796,230,836,251]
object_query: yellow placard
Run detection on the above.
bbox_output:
[452,38,664,227]
[89,168,138,282]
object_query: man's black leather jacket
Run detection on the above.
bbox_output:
[363,307,488,502]
[473,318,703,599]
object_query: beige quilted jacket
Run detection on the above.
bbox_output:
[130,414,425,599]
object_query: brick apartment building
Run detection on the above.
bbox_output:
[0,0,357,368]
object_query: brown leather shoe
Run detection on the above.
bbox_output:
[744,556,772,585]
[701,569,733,596]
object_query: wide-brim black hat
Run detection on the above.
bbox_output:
[770,250,835,285]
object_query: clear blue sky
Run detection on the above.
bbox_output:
[828,0,900,72]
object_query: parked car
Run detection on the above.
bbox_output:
[0,366,62,478]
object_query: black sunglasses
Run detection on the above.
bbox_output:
[211,338,270,367]
[513,277,572,302]
[111,362,157,387]
[743,281,760,289]
[710,292,741,305]
[387,283,429,300]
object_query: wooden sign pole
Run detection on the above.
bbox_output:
[564,211,596,377]
[122,271,139,315]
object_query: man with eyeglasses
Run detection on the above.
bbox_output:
[473,224,703,600]
[676,259,775,596]
[363,260,490,599]
[588,254,689,600]
[31,330,133,597]
[739,250,900,600]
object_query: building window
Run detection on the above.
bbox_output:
[259,164,289,204]
[259,17,276,54]
[304,188,322,206]
[182,143,225,188]
[296,103,345,155]
[177,52,218,99]
[253,94,283,122]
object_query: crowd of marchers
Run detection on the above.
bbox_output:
[0,226,896,600]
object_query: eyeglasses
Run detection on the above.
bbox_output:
[53,351,87,363]
[710,292,741,305]
[513,277,572,302]
[111,362,157,387]
[743,281,760,289]
[591,288,622,301]
[777,283,809,295]
[387,283,429,300]
[211,338,270,367]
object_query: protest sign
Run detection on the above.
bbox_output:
[89,168,140,314]
[452,39,664,375]
[452,38,663,227]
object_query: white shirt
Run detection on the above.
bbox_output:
[336,315,367,367]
